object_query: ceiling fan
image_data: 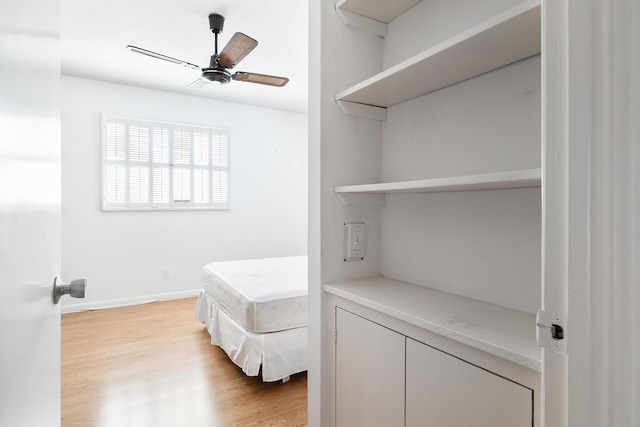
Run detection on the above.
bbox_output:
[126,13,289,88]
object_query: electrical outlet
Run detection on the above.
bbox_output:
[162,269,169,280]
[344,222,365,261]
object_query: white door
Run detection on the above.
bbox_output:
[406,338,532,426]
[0,0,62,425]
[335,309,405,427]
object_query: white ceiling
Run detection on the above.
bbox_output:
[61,0,308,114]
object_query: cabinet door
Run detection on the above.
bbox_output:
[406,338,532,426]
[336,309,405,427]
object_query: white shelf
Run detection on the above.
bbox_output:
[336,0,423,24]
[324,277,541,371]
[335,168,541,197]
[335,0,541,109]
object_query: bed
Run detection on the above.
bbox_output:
[194,255,308,382]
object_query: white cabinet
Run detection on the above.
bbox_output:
[335,308,405,427]
[406,338,532,426]
[335,308,536,426]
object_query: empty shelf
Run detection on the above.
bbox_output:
[335,168,541,196]
[324,277,541,371]
[335,0,541,108]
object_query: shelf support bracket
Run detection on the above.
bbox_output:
[335,192,386,206]
[335,100,387,121]
[335,6,388,38]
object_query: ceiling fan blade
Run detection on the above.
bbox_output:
[232,72,289,87]
[126,45,200,69]
[217,33,258,69]
[187,78,208,88]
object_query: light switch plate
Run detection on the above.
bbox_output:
[344,222,365,261]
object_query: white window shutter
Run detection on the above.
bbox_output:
[103,116,229,210]
[173,129,191,165]
[105,122,126,160]
[152,127,170,163]
[129,166,150,204]
[193,168,210,203]
[212,132,228,167]
[212,170,228,204]
[153,167,170,204]
[173,167,191,203]
[193,130,210,166]
[105,164,126,205]
[129,124,149,162]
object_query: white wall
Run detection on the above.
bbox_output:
[382,0,525,68]
[61,75,307,311]
[377,0,541,314]
[310,2,385,425]
[381,56,541,314]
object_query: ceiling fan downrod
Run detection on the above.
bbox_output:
[204,13,231,84]
[209,13,225,56]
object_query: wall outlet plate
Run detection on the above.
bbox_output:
[344,222,365,261]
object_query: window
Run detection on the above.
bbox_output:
[102,116,229,210]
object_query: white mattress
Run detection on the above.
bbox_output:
[201,256,308,333]
[195,290,308,382]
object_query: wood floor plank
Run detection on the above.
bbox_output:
[62,297,307,427]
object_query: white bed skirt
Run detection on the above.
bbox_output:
[194,290,308,382]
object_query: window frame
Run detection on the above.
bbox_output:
[101,115,230,211]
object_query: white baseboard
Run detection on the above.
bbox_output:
[61,289,202,314]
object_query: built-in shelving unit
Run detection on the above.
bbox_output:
[316,1,545,423]
[335,0,541,110]
[336,0,423,23]
[325,277,541,371]
[335,168,541,197]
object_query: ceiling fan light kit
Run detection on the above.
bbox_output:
[202,68,231,85]
[126,12,289,88]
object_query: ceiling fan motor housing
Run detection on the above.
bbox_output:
[201,67,231,85]
[209,13,225,34]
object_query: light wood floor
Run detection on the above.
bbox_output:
[62,297,307,427]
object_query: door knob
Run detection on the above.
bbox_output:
[53,276,87,304]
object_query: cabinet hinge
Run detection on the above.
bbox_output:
[334,329,337,344]
[536,310,567,354]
